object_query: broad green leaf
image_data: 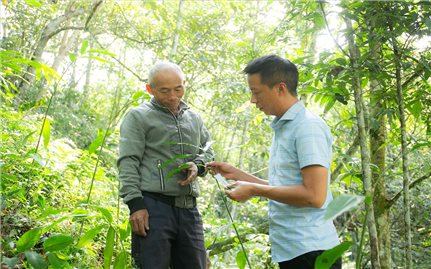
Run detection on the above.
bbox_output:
[43,234,74,252]
[47,252,70,268]
[235,250,246,269]
[1,256,18,268]
[324,194,364,221]
[113,251,127,269]
[24,250,47,269]
[42,118,50,148]
[24,0,42,7]
[103,226,115,269]
[77,225,104,248]
[324,97,336,113]
[96,206,113,224]
[132,91,145,101]
[315,242,352,269]
[80,40,89,54]
[16,227,43,252]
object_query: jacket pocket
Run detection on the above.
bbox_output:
[157,159,165,191]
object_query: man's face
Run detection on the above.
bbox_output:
[247,73,280,116]
[150,69,185,113]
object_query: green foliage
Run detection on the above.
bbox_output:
[315,242,352,269]
[2,0,430,268]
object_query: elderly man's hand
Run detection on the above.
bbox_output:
[178,162,198,186]
[129,209,149,236]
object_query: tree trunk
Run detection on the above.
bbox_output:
[18,8,85,96]
[344,15,381,269]
[169,0,184,61]
[83,36,93,98]
[391,32,413,269]
[368,13,391,269]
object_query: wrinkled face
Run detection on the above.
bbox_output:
[247,73,280,116]
[150,69,185,113]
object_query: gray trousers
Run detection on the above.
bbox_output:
[131,196,206,269]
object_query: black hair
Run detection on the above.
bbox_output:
[243,54,298,96]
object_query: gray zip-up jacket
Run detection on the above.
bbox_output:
[117,98,214,213]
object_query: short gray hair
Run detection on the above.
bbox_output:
[148,62,184,87]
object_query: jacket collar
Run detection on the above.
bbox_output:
[150,97,189,115]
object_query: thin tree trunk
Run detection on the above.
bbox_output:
[368,13,391,268]
[18,8,85,95]
[169,0,184,61]
[391,32,413,269]
[344,16,381,269]
[83,36,93,97]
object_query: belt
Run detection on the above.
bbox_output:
[142,191,196,209]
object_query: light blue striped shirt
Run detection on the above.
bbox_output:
[268,100,339,262]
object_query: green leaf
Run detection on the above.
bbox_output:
[42,118,50,148]
[77,225,104,248]
[30,152,46,166]
[47,252,70,268]
[113,251,127,269]
[87,48,116,57]
[24,0,42,7]
[166,163,190,180]
[43,234,74,252]
[96,206,113,224]
[324,194,364,221]
[315,242,352,269]
[412,141,431,150]
[1,256,18,268]
[16,227,43,252]
[235,250,246,269]
[80,40,89,54]
[103,226,115,269]
[161,154,193,168]
[324,97,336,113]
[88,129,105,154]
[24,250,48,269]
[69,53,77,62]
[132,91,145,101]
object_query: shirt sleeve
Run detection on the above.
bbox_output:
[295,119,332,169]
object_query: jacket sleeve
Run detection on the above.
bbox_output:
[117,109,147,213]
[192,115,214,177]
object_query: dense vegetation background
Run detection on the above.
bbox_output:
[1,0,430,268]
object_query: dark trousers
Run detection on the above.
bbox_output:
[279,250,342,269]
[131,196,206,269]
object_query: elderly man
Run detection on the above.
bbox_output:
[118,62,214,269]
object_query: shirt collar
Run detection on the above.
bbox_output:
[271,100,305,129]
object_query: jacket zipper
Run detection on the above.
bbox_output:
[171,111,193,197]
[157,159,165,191]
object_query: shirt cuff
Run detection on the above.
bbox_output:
[127,197,147,215]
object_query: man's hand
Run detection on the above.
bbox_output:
[224,181,256,202]
[206,161,242,181]
[129,209,149,236]
[178,162,198,186]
